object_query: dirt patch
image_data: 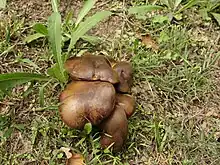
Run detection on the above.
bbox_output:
[3,0,124,38]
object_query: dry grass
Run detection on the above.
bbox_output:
[1,0,220,165]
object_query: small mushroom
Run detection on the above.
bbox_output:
[113,62,133,93]
[59,81,116,129]
[99,104,128,152]
[64,53,119,84]
[99,94,135,152]
[116,94,135,118]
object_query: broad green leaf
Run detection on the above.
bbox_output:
[51,0,59,13]
[128,5,163,15]
[0,0,6,9]
[47,64,67,82]
[33,23,48,35]
[152,15,169,24]
[174,0,182,10]
[48,12,66,82]
[0,73,49,93]
[24,33,45,43]
[160,0,169,8]
[68,11,112,51]
[81,35,100,45]
[211,13,220,26]
[84,123,92,134]
[75,0,96,26]
[177,0,199,13]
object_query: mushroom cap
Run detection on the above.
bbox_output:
[113,61,133,93]
[116,94,135,118]
[59,81,116,129]
[99,105,128,152]
[64,54,119,84]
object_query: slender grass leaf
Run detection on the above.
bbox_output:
[0,73,49,92]
[51,0,59,13]
[75,0,97,26]
[3,127,13,139]
[33,23,48,35]
[177,0,199,13]
[128,5,163,15]
[13,124,25,131]
[6,25,10,43]
[0,0,6,9]
[0,45,15,56]
[39,80,52,107]
[24,33,45,43]
[211,13,220,26]
[64,11,74,26]
[68,11,112,51]
[48,12,66,82]
[20,58,39,68]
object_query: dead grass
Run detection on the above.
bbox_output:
[1,0,220,165]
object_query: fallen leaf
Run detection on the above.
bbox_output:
[60,147,72,159]
[141,34,159,51]
[66,153,85,165]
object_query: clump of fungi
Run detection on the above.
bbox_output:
[59,53,135,152]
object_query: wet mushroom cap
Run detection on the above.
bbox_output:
[116,94,135,118]
[59,81,116,129]
[99,104,128,152]
[113,61,133,93]
[64,54,119,84]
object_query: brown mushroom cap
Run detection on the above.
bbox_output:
[116,94,135,118]
[59,81,116,129]
[98,93,136,152]
[64,53,119,84]
[113,61,133,93]
[99,105,128,152]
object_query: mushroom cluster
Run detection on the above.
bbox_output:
[59,53,135,152]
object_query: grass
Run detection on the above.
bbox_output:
[1,0,220,165]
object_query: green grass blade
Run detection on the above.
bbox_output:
[33,23,48,35]
[48,12,66,82]
[51,0,58,13]
[75,0,97,26]
[177,0,199,13]
[48,12,62,63]
[128,5,163,15]
[0,73,49,92]
[68,11,112,52]
[211,13,220,26]
[24,33,45,43]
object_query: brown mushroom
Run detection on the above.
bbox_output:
[99,104,128,152]
[59,81,116,129]
[99,94,135,152]
[113,61,133,93]
[116,94,135,118]
[64,53,119,84]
